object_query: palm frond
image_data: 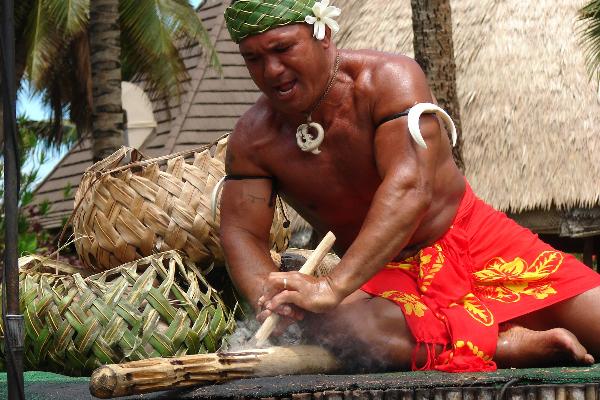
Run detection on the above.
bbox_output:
[119,0,191,101]
[30,32,92,142]
[23,0,63,84]
[45,0,89,37]
[67,32,93,133]
[159,0,221,73]
[578,0,600,82]
[18,116,77,156]
[119,0,220,101]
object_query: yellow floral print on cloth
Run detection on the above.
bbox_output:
[418,244,445,292]
[385,260,418,273]
[449,293,494,326]
[474,251,564,303]
[455,340,493,362]
[381,290,428,317]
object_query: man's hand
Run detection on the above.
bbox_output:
[256,278,307,336]
[259,271,343,315]
[255,302,304,337]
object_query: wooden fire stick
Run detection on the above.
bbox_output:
[89,345,339,398]
[253,231,336,346]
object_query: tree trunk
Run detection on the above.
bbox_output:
[89,0,124,162]
[411,0,464,170]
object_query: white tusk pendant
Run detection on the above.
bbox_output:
[407,103,457,149]
[296,121,325,155]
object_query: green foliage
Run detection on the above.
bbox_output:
[0,117,77,258]
[579,0,600,82]
[120,0,221,101]
[62,182,72,199]
[13,0,220,141]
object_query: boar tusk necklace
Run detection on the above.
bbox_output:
[296,52,341,155]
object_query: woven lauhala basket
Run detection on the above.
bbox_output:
[0,251,236,376]
[72,136,290,272]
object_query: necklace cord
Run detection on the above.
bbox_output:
[295,52,341,154]
[306,52,341,120]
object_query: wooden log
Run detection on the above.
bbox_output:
[90,345,339,398]
[254,231,336,346]
[584,384,597,400]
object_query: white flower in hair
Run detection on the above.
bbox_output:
[305,0,341,40]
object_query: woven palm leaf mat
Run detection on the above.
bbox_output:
[0,251,235,377]
[1,365,599,399]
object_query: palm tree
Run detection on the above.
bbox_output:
[89,0,124,161]
[579,0,600,83]
[410,0,464,170]
[4,0,219,160]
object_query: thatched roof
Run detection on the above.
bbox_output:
[336,0,600,213]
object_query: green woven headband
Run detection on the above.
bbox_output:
[225,0,340,44]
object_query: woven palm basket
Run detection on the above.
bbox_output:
[72,136,290,272]
[0,251,236,376]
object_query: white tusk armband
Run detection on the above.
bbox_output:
[210,176,227,222]
[407,103,457,149]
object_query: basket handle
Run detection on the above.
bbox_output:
[104,133,230,175]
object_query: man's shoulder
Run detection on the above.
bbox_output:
[342,49,426,99]
[344,49,422,79]
[341,49,431,125]
[231,97,275,142]
[227,97,276,164]
[239,95,273,127]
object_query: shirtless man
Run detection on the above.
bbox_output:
[220,0,600,371]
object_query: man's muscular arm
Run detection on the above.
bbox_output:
[264,56,445,312]
[220,118,278,309]
[328,57,441,297]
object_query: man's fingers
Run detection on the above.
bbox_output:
[267,290,304,312]
[256,309,297,337]
[256,309,272,323]
[268,271,314,292]
[261,272,304,306]
[271,303,305,321]
[291,307,305,321]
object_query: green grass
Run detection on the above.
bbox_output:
[0,371,89,383]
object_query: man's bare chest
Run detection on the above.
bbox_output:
[264,118,381,217]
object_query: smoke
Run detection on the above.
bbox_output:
[223,318,305,352]
[222,319,259,351]
[222,317,382,373]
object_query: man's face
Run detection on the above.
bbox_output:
[239,24,330,115]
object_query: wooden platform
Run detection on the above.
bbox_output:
[2,365,600,400]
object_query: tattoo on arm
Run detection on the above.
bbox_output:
[246,193,267,203]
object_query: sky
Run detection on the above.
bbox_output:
[17,81,48,121]
[17,82,62,183]
[16,0,204,183]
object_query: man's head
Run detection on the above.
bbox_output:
[225,0,341,114]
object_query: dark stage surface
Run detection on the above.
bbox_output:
[2,364,600,400]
